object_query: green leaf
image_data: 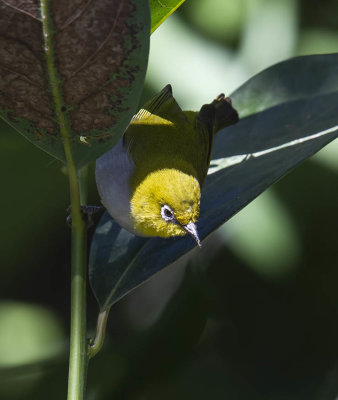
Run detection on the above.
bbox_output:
[231,53,338,118]
[89,54,338,310]
[0,0,150,168]
[149,0,186,33]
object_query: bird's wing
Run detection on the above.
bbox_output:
[132,84,184,122]
[123,84,188,155]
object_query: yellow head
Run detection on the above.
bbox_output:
[130,168,201,246]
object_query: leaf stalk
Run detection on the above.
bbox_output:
[88,308,111,359]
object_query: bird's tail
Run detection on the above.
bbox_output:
[198,94,239,134]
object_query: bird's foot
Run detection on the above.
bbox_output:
[66,205,104,228]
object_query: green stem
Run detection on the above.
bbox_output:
[67,166,88,400]
[68,192,87,400]
[40,2,88,399]
[79,166,89,204]
[88,308,111,359]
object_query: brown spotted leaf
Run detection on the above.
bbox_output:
[0,0,150,167]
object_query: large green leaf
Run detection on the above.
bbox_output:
[0,0,150,168]
[89,54,338,310]
[149,0,186,33]
[231,53,338,118]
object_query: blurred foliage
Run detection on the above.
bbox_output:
[1,1,338,399]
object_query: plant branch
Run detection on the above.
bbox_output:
[40,2,88,399]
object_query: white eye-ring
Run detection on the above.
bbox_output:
[161,204,175,222]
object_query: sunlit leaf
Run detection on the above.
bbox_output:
[89,54,338,310]
[0,0,150,168]
[149,0,186,33]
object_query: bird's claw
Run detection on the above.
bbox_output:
[66,205,104,228]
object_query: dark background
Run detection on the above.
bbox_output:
[1,1,338,399]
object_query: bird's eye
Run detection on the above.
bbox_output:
[161,205,175,221]
[164,208,172,217]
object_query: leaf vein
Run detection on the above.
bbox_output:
[68,0,125,79]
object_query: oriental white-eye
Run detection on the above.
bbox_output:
[95,85,238,246]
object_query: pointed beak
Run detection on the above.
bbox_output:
[183,222,202,248]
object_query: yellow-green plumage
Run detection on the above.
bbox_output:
[131,168,200,237]
[125,91,211,187]
[95,85,238,245]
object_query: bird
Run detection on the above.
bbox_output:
[95,84,238,247]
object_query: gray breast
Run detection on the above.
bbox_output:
[95,137,136,234]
